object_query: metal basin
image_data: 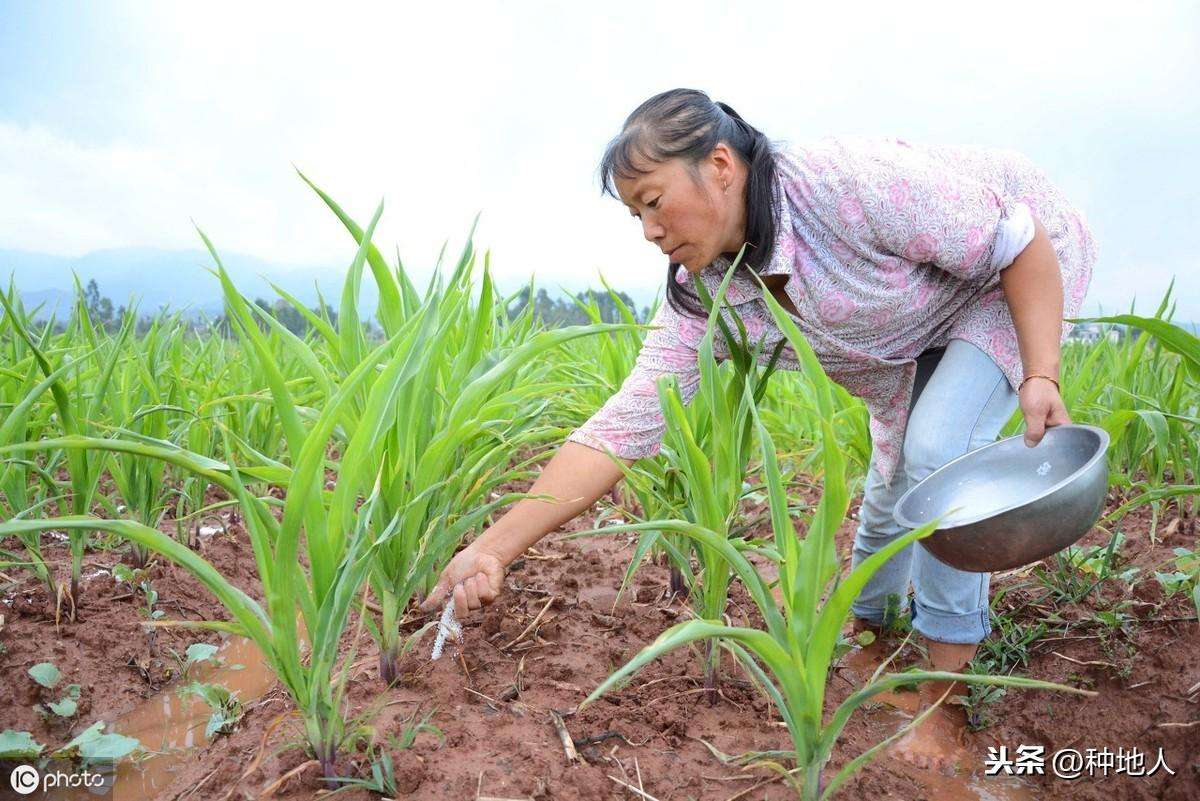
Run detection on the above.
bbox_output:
[893,424,1110,572]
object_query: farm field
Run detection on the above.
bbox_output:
[3,471,1196,800]
[1,193,1197,800]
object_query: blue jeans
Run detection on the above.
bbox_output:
[850,338,1019,645]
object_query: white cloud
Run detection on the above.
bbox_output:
[0,0,1197,315]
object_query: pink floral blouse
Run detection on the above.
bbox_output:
[566,135,1098,487]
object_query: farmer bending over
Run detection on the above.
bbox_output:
[420,88,1096,773]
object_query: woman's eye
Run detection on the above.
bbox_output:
[629,197,659,219]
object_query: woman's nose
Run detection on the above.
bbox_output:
[641,217,665,244]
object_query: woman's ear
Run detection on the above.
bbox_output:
[708,141,736,183]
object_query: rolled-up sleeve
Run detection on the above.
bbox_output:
[566,300,702,460]
[818,137,1033,281]
[989,202,1036,270]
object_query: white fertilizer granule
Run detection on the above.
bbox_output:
[431,596,463,660]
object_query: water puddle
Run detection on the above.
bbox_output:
[48,633,276,801]
[866,706,1038,800]
[840,645,1039,800]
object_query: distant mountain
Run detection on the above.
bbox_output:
[0,246,374,320]
[0,245,667,321]
[5,247,1191,336]
[0,246,661,322]
[17,288,74,318]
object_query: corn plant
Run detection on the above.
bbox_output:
[574,257,784,701]
[553,276,652,433]
[0,294,81,596]
[760,371,872,483]
[171,335,268,538]
[573,274,1094,799]
[0,204,448,777]
[611,454,692,598]
[1072,295,1199,523]
[106,317,176,565]
[278,175,641,683]
[0,285,133,604]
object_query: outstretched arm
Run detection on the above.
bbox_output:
[419,299,703,618]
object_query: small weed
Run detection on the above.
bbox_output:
[326,708,443,796]
[112,564,163,621]
[177,681,243,740]
[1066,672,1096,690]
[979,615,1047,675]
[957,609,1049,731]
[881,593,911,634]
[167,642,226,679]
[957,662,1007,731]
[1155,545,1200,618]
[1035,530,1135,604]
[832,629,876,661]
[391,707,443,751]
[28,661,81,719]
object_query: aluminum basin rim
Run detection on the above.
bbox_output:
[892,423,1111,531]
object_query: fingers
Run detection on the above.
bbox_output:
[451,572,496,618]
[463,575,481,610]
[1049,399,1072,426]
[476,571,498,604]
[418,578,446,612]
[452,582,469,619]
[1023,414,1045,447]
[1025,391,1072,447]
[419,560,503,616]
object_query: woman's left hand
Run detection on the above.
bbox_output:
[1019,376,1070,447]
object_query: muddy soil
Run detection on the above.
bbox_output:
[1,475,1197,801]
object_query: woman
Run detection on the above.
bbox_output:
[420,88,1096,771]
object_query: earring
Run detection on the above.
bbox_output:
[723,181,729,193]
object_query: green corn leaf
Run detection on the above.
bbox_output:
[579,620,800,714]
[1073,313,1200,381]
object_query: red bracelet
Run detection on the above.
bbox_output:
[1019,373,1060,392]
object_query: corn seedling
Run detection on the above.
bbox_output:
[574,254,784,701]
[106,319,178,565]
[0,202,451,776]
[1069,284,1198,524]
[0,282,133,604]
[0,295,80,597]
[292,175,639,683]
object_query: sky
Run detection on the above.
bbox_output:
[1,0,1197,318]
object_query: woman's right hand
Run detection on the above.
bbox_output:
[418,543,507,619]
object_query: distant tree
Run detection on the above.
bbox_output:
[83,278,114,327]
[506,286,648,327]
[223,296,343,337]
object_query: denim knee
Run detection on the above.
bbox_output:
[901,431,957,486]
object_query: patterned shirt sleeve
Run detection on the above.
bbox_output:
[818,137,1031,281]
[565,298,703,460]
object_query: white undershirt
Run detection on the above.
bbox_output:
[991,201,1037,271]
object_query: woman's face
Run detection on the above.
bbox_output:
[615,143,746,274]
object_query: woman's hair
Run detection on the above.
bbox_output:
[597,88,781,318]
